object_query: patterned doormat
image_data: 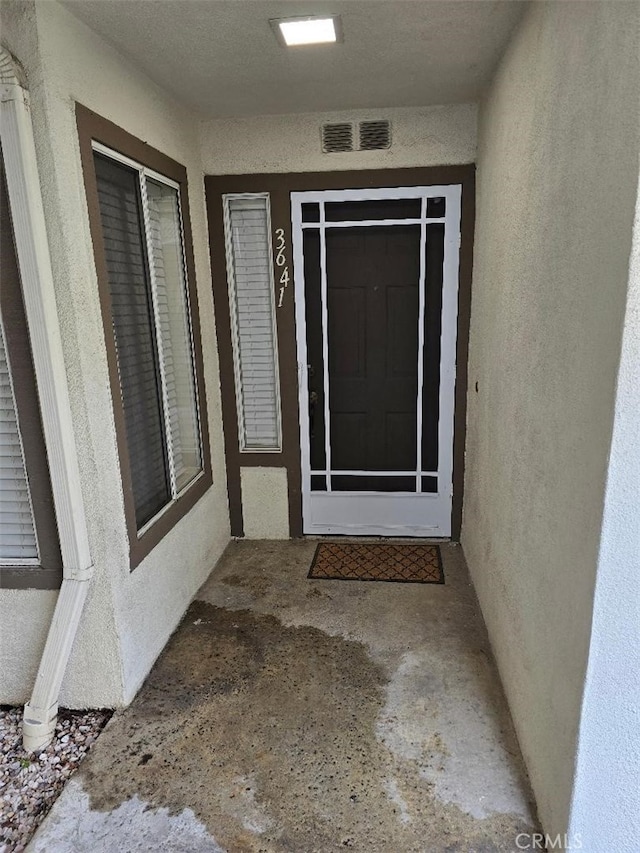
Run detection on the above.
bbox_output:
[308,542,444,584]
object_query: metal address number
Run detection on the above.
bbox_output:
[274,228,289,308]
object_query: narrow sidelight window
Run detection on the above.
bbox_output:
[93,146,203,532]
[223,194,282,452]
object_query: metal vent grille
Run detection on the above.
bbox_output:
[359,120,391,150]
[321,123,354,153]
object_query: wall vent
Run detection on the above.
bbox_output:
[321,120,392,153]
[359,119,391,150]
[321,123,354,153]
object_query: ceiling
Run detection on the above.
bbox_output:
[62,0,526,119]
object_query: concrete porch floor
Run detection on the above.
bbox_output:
[29,541,539,852]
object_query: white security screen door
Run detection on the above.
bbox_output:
[292,186,462,537]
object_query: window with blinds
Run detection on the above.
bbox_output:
[0,321,38,564]
[93,146,203,532]
[223,195,282,452]
[1,154,60,584]
[146,179,202,492]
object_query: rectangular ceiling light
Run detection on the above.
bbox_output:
[272,16,340,47]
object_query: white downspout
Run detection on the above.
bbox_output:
[0,47,95,752]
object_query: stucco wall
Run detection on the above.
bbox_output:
[0,0,230,706]
[0,591,57,701]
[240,467,290,540]
[462,0,640,839]
[567,171,640,852]
[200,104,477,175]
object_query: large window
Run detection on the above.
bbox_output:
[78,106,210,566]
[0,160,61,588]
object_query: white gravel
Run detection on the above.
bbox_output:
[0,706,111,853]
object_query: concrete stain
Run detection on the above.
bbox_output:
[220,573,273,599]
[28,780,225,853]
[73,600,534,852]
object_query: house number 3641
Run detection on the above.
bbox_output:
[274,228,289,308]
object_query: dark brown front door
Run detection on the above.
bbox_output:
[312,224,422,491]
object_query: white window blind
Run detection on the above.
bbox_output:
[0,321,38,563]
[145,178,201,493]
[224,195,282,452]
[94,153,171,529]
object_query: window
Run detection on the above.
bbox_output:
[77,105,211,566]
[223,194,282,451]
[0,320,37,563]
[93,146,203,530]
[0,160,61,588]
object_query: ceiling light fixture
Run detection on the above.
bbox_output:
[271,15,341,47]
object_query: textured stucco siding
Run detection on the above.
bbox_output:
[567,171,640,853]
[0,0,230,706]
[462,0,640,840]
[0,591,58,702]
[199,104,477,175]
[240,467,290,540]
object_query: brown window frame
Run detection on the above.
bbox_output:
[76,104,212,570]
[0,158,62,589]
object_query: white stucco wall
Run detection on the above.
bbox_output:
[200,104,477,175]
[567,171,640,853]
[0,591,57,700]
[0,0,230,706]
[240,467,290,540]
[462,0,640,840]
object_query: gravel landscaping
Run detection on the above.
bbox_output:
[0,706,111,853]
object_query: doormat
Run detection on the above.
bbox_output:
[308,542,444,584]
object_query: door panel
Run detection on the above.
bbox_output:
[327,287,366,378]
[303,229,326,471]
[325,225,420,474]
[422,222,445,471]
[325,197,422,221]
[293,186,461,537]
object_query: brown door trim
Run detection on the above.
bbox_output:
[205,165,475,540]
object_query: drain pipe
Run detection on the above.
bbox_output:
[1,47,94,752]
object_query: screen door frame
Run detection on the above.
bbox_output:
[292,184,462,537]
